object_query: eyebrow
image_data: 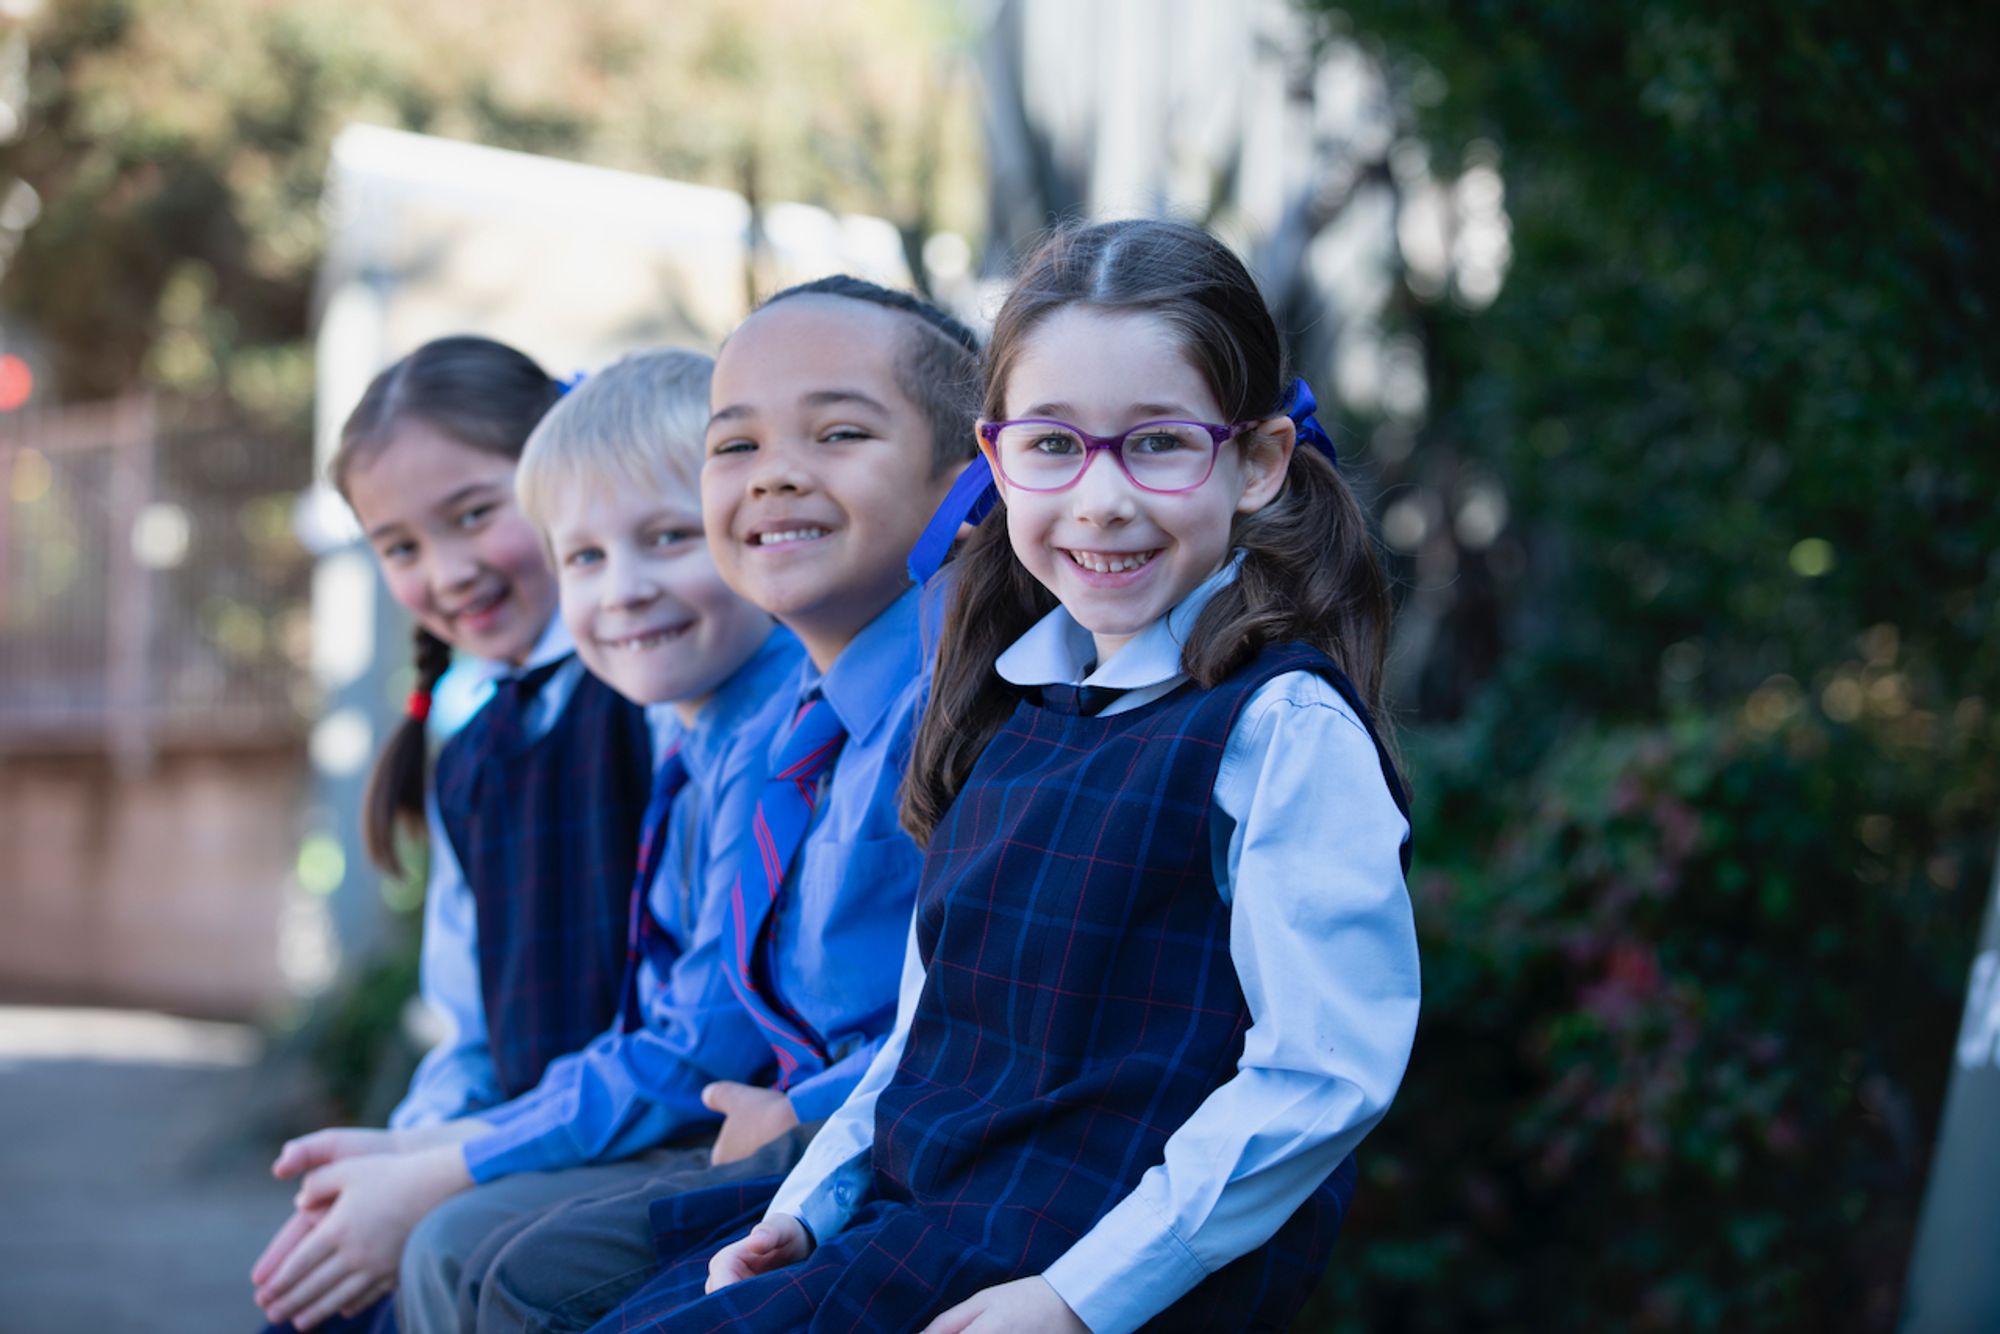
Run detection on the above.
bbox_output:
[1017,401,1205,422]
[801,388,891,415]
[709,388,892,430]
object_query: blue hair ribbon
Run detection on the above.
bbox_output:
[906,454,999,587]
[558,370,588,396]
[1287,378,1338,468]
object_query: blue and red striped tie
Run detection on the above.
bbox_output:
[616,746,689,1033]
[724,695,848,1085]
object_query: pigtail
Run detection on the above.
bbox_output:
[1184,444,1391,718]
[901,517,1056,844]
[360,625,453,877]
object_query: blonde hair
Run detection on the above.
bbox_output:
[516,347,714,531]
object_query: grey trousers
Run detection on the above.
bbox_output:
[396,1125,818,1334]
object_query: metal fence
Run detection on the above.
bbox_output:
[0,395,313,763]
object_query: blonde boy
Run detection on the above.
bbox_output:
[257,349,804,1332]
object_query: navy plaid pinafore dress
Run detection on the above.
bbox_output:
[434,657,656,1100]
[602,642,1409,1333]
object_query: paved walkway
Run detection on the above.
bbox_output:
[0,1007,296,1334]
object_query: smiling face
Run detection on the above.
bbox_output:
[542,472,772,720]
[703,296,959,668]
[992,305,1294,665]
[343,419,556,665]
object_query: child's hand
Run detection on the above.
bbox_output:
[920,1277,1089,1334]
[701,1081,799,1165]
[271,1127,398,1180]
[704,1215,813,1293]
[249,1202,327,1290]
[274,1121,481,1181]
[254,1145,471,1329]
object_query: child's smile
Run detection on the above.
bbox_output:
[344,419,556,667]
[1060,546,1162,579]
[992,306,1291,665]
[546,480,770,719]
[703,297,957,669]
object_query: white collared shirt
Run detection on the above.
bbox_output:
[765,561,1420,1333]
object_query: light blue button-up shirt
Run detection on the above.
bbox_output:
[764,561,1420,1334]
[458,627,804,1181]
[389,614,591,1131]
[759,586,930,1125]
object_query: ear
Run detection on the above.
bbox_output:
[1235,416,1296,515]
[974,424,1010,496]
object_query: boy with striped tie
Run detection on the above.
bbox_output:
[432,281,983,1334]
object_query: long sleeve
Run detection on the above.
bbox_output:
[765,913,925,1242]
[1041,674,1420,1334]
[460,849,774,1181]
[389,795,502,1130]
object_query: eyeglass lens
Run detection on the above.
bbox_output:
[992,422,1217,491]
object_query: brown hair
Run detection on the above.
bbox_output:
[901,219,1394,843]
[331,335,563,876]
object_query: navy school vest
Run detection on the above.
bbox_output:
[434,657,655,1101]
[875,641,1410,1329]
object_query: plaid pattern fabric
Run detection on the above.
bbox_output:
[436,658,656,1100]
[721,696,848,1088]
[588,643,1403,1333]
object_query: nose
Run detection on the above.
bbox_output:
[601,550,659,610]
[429,539,480,594]
[1066,449,1137,527]
[746,440,813,498]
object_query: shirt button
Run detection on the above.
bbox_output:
[834,1181,854,1206]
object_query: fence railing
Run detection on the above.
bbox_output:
[0,394,314,765]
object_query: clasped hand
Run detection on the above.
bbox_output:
[249,1123,477,1329]
[704,1216,1085,1332]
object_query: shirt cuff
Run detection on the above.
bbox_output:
[467,1092,539,1134]
[1041,1193,1211,1334]
[768,1149,871,1245]
[461,1107,580,1182]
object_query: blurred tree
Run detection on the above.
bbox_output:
[1283,2,2000,1330]
[0,0,983,424]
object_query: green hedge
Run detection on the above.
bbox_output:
[1295,2,1997,1327]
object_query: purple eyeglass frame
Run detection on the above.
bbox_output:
[977,417,1255,494]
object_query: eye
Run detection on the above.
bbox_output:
[707,436,756,458]
[650,526,701,549]
[455,501,497,529]
[378,537,417,563]
[563,546,603,570]
[1028,431,1082,456]
[1127,429,1193,456]
[819,425,871,445]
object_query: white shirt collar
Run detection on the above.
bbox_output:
[995,555,1240,692]
[461,612,574,686]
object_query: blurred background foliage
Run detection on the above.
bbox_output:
[1294,1,1998,1329]
[2,0,983,422]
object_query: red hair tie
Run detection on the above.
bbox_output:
[406,690,433,722]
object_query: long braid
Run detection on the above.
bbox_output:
[361,625,455,877]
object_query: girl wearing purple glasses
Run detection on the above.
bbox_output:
[597,218,1420,1334]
